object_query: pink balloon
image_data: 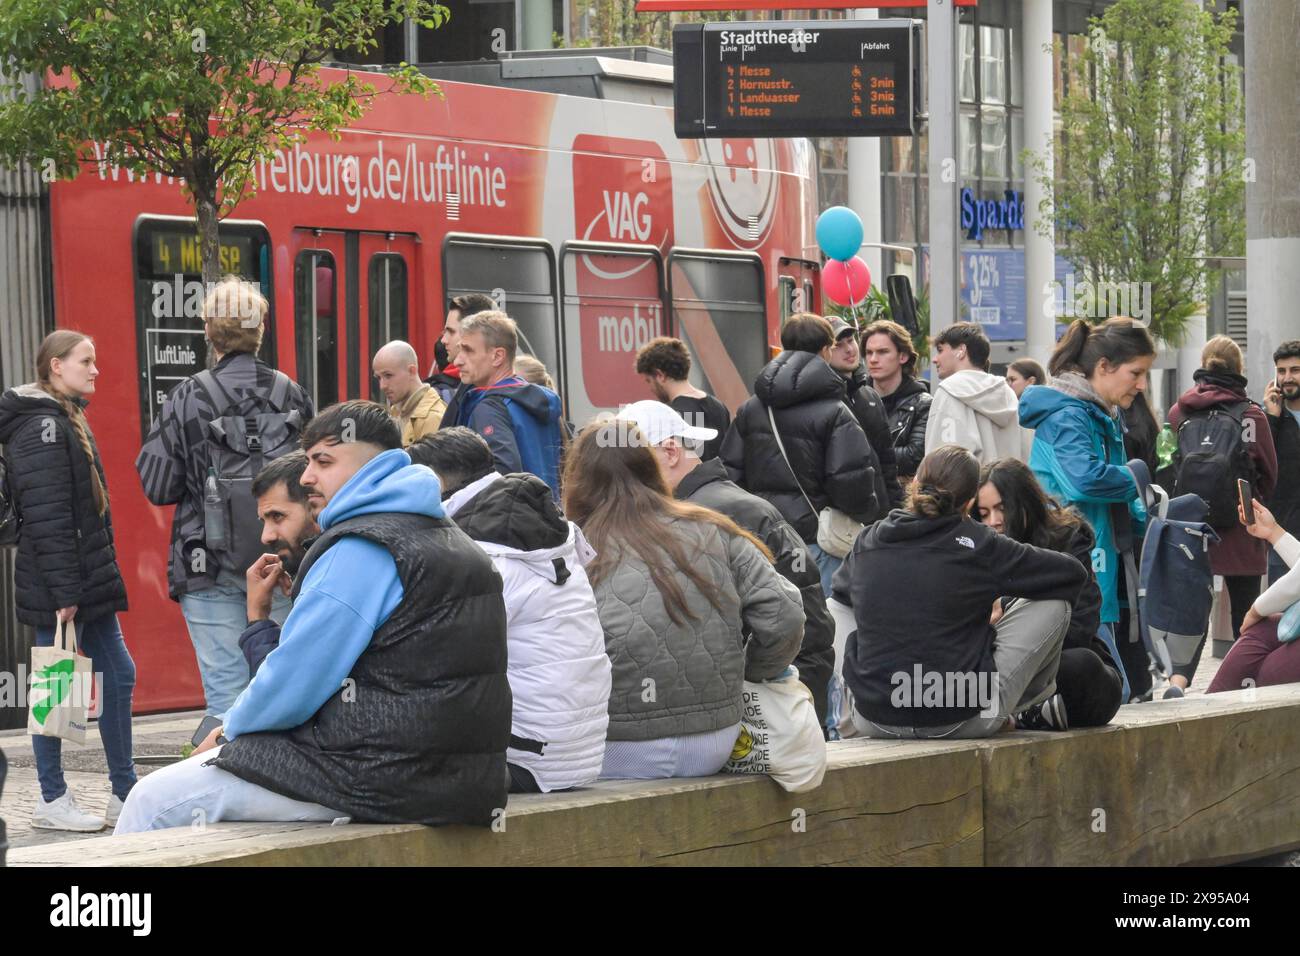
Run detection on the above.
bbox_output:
[822,256,872,307]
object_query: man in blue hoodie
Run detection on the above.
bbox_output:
[115,401,511,832]
[448,310,565,497]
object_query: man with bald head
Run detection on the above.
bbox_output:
[373,340,446,446]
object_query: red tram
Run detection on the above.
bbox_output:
[41,60,822,713]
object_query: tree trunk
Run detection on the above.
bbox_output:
[195,190,221,288]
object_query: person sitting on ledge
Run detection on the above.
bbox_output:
[839,444,1086,739]
[114,401,511,832]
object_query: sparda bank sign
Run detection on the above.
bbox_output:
[961,188,1025,241]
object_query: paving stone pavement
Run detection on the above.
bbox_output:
[1,711,202,850]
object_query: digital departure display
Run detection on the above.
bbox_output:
[674,20,919,139]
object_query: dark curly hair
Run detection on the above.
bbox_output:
[635,337,692,381]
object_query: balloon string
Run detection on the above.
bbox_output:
[846,267,858,329]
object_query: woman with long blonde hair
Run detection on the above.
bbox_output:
[563,420,805,780]
[0,330,135,831]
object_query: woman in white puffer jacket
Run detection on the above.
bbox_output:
[417,429,612,794]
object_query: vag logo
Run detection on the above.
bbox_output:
[50,886,151,936]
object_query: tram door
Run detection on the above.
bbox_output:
[290,228,418,409]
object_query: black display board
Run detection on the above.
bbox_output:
[674,19,921,139]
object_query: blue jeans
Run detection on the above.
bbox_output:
[32,614,137,803]
[179,571,290,716]
[113,745,345,833]
[808,542,843,598]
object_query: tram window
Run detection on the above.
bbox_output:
[778,276,796,326]
[367,253,408,401]
[562,247,664,424]
[445,240,559,379]
[294,250,339,409]
[133,217,274,441]
[669,254,766,399]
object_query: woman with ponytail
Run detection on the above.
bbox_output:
[0,331,135,831]
[840,445,1086,739]
[1018,317,1156,701]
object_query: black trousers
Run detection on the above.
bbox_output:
[1057,647,1124,727]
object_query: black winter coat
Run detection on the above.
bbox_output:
[675,457,835,725]
[878,376,932,479]
[721,351,878,544]
[1268,409,1300,540]
[843,365,905,510]
[213,510,512,826]
[0,385,127,626]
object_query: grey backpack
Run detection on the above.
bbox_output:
[194,369,303,576]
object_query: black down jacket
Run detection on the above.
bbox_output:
[0,385,127,626]
[721,350,878,544]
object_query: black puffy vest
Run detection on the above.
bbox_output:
[212,512,512,826]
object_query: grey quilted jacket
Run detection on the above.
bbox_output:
[594,515,805,741]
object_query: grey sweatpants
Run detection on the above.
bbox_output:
[853,598,1071,740]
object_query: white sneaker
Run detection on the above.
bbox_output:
[104,794,125,828]
[32,792,106,833]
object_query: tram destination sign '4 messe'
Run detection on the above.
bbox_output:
[673,19,921,139]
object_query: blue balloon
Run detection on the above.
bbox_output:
[816,206,864,262]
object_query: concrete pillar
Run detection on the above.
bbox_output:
[1246,0,1300,388]
[848,8,883,284]
[927,0,961,336]
[1022,0,1056,364]
[520,0,554,51]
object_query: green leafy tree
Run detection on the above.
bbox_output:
[0,0,448,284]
[1031,0,1244,344]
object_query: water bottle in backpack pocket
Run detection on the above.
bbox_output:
[195,370,303,577]
[1172,401,1255,529]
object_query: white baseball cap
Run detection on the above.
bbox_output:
[616,400,718,448]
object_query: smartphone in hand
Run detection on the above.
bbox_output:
[191,714,222,748]
[1238,479,1254,526]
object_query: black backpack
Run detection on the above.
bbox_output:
[194,369,303,576]
[1172,400,1254,529]
[0,448,20,546]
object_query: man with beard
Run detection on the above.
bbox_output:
[238,452,320,677]
[1265,340,1300,584]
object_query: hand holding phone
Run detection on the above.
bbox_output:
[1238,479,1254,526]
[1264,380,1283,416]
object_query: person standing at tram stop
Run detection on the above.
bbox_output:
[432,292,498,412]
[825,317,904,511]
[1162,335,1277,698]
[861,319,931,480]
[721,313,879,596]
[1017,317,1157,702]
[373,340,446,446]
[925,321,1023,466]
[136,277,314,731]
[446,310,566,499]
[0,332,135,832]
[634,336,732,462]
